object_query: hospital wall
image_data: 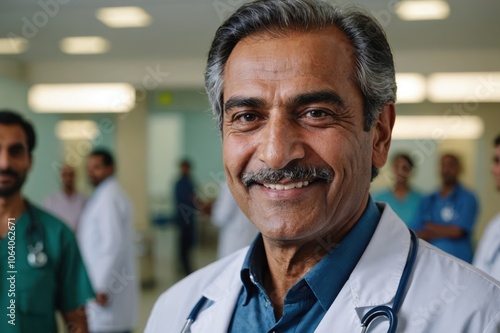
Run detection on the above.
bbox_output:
[147,90,224,219]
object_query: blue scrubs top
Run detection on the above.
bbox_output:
[0,204,95,333]
[372,188,423,229]
[413,183,479,263]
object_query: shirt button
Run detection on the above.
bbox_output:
[249,274,256,285]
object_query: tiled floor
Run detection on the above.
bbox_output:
[135,222,218,332]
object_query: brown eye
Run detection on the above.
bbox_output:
[308,110,328,118]
[241,113,257,121]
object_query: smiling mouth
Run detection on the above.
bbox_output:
[262,180,311,190]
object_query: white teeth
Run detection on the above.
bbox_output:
[263,181,310,190]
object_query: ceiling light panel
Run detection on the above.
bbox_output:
[392,115,484,140]
[56,120,99,140]
[428,72,500,102]
[29,83,135,113]
[60,36,110,54]
[396,0,450,21]
[96,7,152,28]
[0,37,29,54]
[396,73,426,103]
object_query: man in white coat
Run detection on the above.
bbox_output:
[211,181,258,259]
[146,1,500,332]
[78,149,138,333]
[474,135,500,278]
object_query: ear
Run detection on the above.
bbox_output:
[27,154,33,171]
[372,102,395,169]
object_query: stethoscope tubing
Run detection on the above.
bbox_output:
[360,229,419,333]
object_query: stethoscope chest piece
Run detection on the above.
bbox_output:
[25,201,48,269]
[27,241,47,268]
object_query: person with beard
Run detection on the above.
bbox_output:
[474,135,500,277]
[77,149,138,333]
[414,153,479,263]
[0,110,94,333]
[146,1,500,332]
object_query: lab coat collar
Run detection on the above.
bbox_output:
[191,250,247,332]
[347,203,411,310]
[191,203,411,332]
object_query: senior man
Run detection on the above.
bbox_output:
[146,1,500,332]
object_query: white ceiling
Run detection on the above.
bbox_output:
[1,0,499,87]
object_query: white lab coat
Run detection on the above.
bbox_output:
[211,182,258,259]
[474,213,500,280]
[145,204,500,333]
[78,177,138,332]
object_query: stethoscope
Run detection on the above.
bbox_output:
[26,201,48,268]
[180,230,418,333]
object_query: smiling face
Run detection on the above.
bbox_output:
[222,28,394,244]
[0,124,32,198]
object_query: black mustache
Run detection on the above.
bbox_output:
[0,169,19,179]
[241,164,334,188]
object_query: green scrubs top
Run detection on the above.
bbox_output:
[0,204,95,333]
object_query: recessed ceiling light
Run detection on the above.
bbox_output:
[29,83,135,113]
[396,73,426,103]
[396,0,450,21]
[0,37,29,54]
[393,116,483,139]
[428,72,500,102]
[60,36,110,54]
[96,7,152,28]
[56,120,99,140]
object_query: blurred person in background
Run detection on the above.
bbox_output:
[78,149,138,333]
[474,135,500,277]
[174,159,198,275]
[0,110,94,333]
[414,153,479,263]
[372,153,423,229]
[44,164,87,232]
[211,181,257,259]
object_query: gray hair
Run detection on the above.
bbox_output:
[205,0,397,132]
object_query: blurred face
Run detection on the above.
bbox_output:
[393,156,412,184]
[492,144,500,191]
[86,155,113,187]
[0,124,32,198]
[222,28,394,243]
[440,155,460,186]
[180,162,191,177]
[61,166,75,189]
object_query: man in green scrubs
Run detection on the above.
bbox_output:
[0,110,95,333]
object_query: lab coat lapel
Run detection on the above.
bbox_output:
[315,204,411,332]
[190,286,241,332]
[190,250,246,333]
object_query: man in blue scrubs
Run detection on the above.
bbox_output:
[414,153,479,262]
[0,110,95,333]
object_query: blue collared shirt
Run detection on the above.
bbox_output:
[228,198,381,332]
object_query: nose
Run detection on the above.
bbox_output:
[0,148,10,170]
[257,113,305,170]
